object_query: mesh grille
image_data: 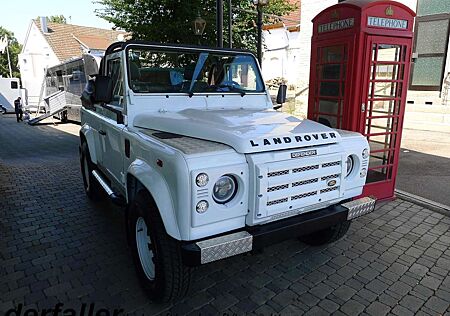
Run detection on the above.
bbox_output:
[320,186,339,194]
[322,161,340,168]
[321,174,340,181]
[291,191,317,200]
[267,184,289,192]
[268,170,289,177]
[267,197,289,206]
[292,165,319,173]
[292,178,319,187]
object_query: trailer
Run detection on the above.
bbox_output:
[30,54,100,124]
[0,78,23,113]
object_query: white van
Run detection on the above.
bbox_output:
[0,78,23,113]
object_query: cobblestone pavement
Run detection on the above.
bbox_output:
[1,114,450,316]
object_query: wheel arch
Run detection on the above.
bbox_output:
[126,159,181,240]
[80,124,97,164]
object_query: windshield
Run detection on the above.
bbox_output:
[126,46,264,94]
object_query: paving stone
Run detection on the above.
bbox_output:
[334,285,357,301]
[392,304,415,316]
[365,279,389,295]
[365,301,390,316]
[399,294,425,312]
[420,275,442,291]
[298,293,320,308]
[340,299,365,315]
[424,296,450,314]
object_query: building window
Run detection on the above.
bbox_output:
[11,81,18,89]
[410,0,450,91]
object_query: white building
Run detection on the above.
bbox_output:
[19,17,125,107]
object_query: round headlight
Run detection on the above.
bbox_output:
[362,148,369,159]
[346,155,354,177]
[213,175,237,204]
[196,200,209,213]
[196,173,209,187]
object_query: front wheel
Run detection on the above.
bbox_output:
[128,191,191,302]
[299,221,351,246]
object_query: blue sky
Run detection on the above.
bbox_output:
[2,0,113,44]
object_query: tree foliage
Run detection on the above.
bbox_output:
[0,27,22,78]
[48,15,67,24]
[96,0,296,52]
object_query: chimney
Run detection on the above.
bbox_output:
[40,16,48,33]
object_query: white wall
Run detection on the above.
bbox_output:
[19,22,59,107]
[297,0,338,91]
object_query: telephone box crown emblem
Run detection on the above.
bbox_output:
[331,10,339,20]
[385,5,394,16]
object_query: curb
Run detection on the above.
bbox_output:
[395,189,450,217]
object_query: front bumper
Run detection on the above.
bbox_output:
[181,196,376,266]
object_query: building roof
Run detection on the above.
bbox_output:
[282,0,301,28]
[263,0,301,32]
[34,19,126,62]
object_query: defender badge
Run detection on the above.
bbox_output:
[291,150,317,159]
[327,180,337,187]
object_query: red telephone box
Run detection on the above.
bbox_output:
[308,0,415,201]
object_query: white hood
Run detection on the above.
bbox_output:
[134,109,341,154]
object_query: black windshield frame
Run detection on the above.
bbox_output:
[125,44,265,94]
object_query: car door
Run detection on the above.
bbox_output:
[97,57,126,189]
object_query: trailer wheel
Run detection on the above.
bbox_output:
[61,110,68,123]
[128,190,191,302]
[299,220,351,246]
[80,142,100,200]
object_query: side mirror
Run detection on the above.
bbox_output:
[81,80,95,108]
[83,54,100,77]
[94,76,113,104]
[275,84,287,109]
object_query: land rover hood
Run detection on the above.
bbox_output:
[134,109,341,154]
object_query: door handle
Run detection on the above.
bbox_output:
[99,130,107,136]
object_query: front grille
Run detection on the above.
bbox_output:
[322,161,340,168]
[267,197,289,206]
[293,165,319,173]
[292,178,319,187]
[268,184,289,192]
[321,174,339,181]
[268,170,289,177]
[291,191,317,200]
[255,153,343,219]
[320,186,339,194]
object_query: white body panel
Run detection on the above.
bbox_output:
[80,43,371,242]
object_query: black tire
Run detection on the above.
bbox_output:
[299,220,351,246]
[128,191,191,302]
[80,141,100,200]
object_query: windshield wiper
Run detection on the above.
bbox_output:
[216,83,246,97]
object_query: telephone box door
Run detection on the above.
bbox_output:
[309,36,355,130]
[360,36,412,200]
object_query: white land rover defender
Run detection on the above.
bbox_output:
[80,41,376,302]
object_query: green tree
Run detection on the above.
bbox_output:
[48,15,67,24]
[96,0,296,52]
[0,27,22,78]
